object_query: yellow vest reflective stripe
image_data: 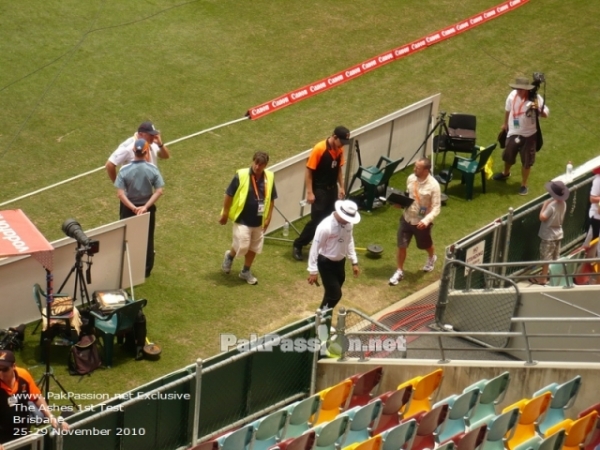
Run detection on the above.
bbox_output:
[229,168,274,226]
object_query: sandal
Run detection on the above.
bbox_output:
[528,277,548,286]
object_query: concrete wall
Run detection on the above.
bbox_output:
[317,358,600,418]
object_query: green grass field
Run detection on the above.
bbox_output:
[1,0,599,403]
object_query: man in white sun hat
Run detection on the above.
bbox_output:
[307,199,360,310]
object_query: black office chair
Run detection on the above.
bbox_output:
[447,113,477,153]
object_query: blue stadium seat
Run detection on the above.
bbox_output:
[464,372,511,428]
[435,389,480,442]
[285,395,321,438]
[344,400,383,445]
[534,376,582,435]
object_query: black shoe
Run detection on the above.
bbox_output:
[135,347,144,361]
[292,246,303,261]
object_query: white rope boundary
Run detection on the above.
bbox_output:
[0,116,249,208]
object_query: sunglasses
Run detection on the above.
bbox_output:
[0,367,11,373]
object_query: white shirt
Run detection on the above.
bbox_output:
[589,175,600,219]
[307,213,358,274]
[108,134,160,167]
[505,90,549,138]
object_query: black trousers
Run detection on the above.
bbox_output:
[120,202,156,277]
[317,255,346,310]
[294,187,338,248]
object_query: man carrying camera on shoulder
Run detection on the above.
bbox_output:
[493,75,549,196]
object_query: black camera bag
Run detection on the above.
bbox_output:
[68,334,102,376]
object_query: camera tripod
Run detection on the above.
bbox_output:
[58,246,94,308]
[38,269,78,409]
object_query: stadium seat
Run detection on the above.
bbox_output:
[314,414,351,450]
[397,369,443,418]
[269,430,316,450]
[513,429,566,450]
[370,386,413,435]
[216,424,256,450]
[343,435,383,450]
[578,402,600,450]
[435,389,480,442]
[377,419,417,450]
[347,367,384,408]
[285,395,321,438]
[534,376,582,435]
[315,379,354,425]
[344,400,383,445]
[450,425,487,450]
[410,403,449,450]
[438,443,456,450]
[480,407,520,450]
[464,372,511,428]
[544,411,598,450]
[190,440,219,450]
[502,392,552,450]
[252,409,289,450]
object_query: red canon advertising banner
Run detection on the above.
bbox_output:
[246,0,528,120]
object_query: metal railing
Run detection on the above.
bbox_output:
[334,308,600,365]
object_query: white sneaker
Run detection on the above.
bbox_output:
[389,269,404,286]
[423,255,438,272]
[239,270,258,285]
[221,251,233,274]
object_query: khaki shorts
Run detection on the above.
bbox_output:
[539,239,560,261]
[232,223,264,256]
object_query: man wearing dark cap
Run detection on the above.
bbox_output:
[293,126,350,261]
[105,120,170,183]
[115,139,165,277]
[0,350,67,445]
[493,77,549,196]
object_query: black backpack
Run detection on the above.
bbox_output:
[68,335,102,376]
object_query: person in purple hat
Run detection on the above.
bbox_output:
[105,120,170,183]
[530,180,570,285]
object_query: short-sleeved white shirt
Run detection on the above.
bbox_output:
[589,175,600,219]
[505,90,549,138]
[108,134,160,167]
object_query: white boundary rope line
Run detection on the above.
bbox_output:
[0,116,249,208]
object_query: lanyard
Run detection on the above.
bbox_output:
[511,95,527,119]
[412,179,421,206]
[251,173,267,201]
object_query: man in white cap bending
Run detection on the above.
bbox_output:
[307,199,360,310]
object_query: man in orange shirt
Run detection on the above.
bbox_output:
[0,350,67,445]
[293,126,350,261]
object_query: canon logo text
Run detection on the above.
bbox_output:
[361,60,377,70]
[345,67,362,77]
[328,74,344,85]
[310,82,327,92]
[291,89,308,100]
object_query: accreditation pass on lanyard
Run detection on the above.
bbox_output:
[251,174,267,216]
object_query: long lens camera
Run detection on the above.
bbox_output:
[62,219,100,255]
